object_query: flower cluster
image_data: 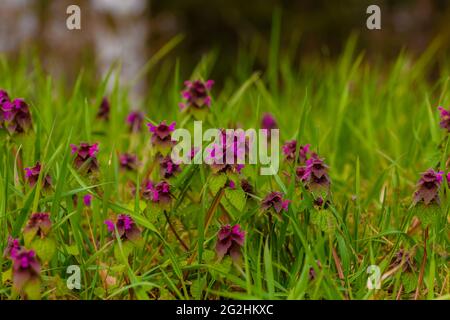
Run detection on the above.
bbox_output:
[127,111,144,132]
[148,121,176,154]
[119,153,138,171]
[179,80,214,111]
[261,113,278,139]
[261,191,290,213]
[70,142,99,174]
[282,140,310,163]
[0,89,32,134]
[206,130,246,174]
[413,169,444,206]
[11,248,41,292]
[104,214,141,241]
[438,106,449,132]
[215,224,245,263]
[142,180,172,205]
[24,162,52,189]
[159,155,180,178]
[24,212,52,238]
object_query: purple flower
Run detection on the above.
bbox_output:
[83,194,93,207]
[126,111,145,132]
[413,169,444,205]
[0,89,10,127]
[104,214,141,241]
[24,162,52,189]
[70,142,99,173]
[438,106,450,132]
[119,153,138,171]
[229,180,236,189]
[24,213,52,238]
[447,172,450,186]
[159,155,180,178]
[179,80,214,110]
[96,97,110,121]
[302,154,331,191]
[261,191,290,213]
[142,180,172,205]
[308,260,322,281]
[205,130,247,174]
[282,140,310,163]
[4,236,21,259]
[147,121,176,149]
[12,248,41,291]
[1,98,32,134]
[261,113,278,138]
[215,224,245,262]
[240,179,254,196]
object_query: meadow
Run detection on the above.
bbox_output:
[0,35,449,300]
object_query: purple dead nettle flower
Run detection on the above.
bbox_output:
[261,113,278,139]
[119,153,138,171]
[96,97,110,121]
[159,155,180,178]
[4,236,21,259]
[301,154,331,191]
[126,111,145,132]
[24,213,52,238]
[413,169,444,206]
[240,179,254,196]
[104,214,141,241]
[2,98,32,134]
[83,194,93,207]
[12,248,41,291]
[282,140,311,164]
[179,80,214,111]
[261,191,290,213]
[148,121,176,148]
[216,224,245,262]
[142,180,172,205]
[206,130,246,173]
[438,106,450,132]
[24,162,52,189]
[70,142,99,173]
[228,180,236,189]
[0,89,10,127]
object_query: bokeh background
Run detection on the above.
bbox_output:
[1,0,450,90]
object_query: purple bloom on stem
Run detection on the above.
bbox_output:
[159,155,180,178]
[104,214,141,241]
[261,113,278,138]
[261,191,290,213]
[24,213,52,238]
[413,169,443,205]
[24,162,52,189]
[12,248,41,291]
[147,121,176,149]
[83,194,93,207]
[240,179,254,195]
[438,106,450,132]
[282,140,310,163]
[142,180,172,205]
[302,154,331,191]
[179,80,214,110]
[205,130,247,174]
[0,89,10,127]
[215,224,245,262]
[1,98,32,134]
[126,111,144,132]
[229,180,236,189]
[119,153,138,171]
[4,236,21,259]
[70,142,99,173]
[96,97,110,121]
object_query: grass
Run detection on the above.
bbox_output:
[0,33,449,300]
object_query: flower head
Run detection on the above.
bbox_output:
[142,180,172,205]
[104,214,141,241]
[302,154,331,191]
[12,248,41,291]
[0,89,10,127]
[215,224,245,262]
[147,121,176,150]
[438,106,450,132]
[96,97,110,121]
[4,236,21,259]
[413,169,443,205]
[205,130,247,174]
[261,191,290,213]
[179,80,214,111]
[261,113,278,139]
[24,213,52,238]
[119,153,138,171]
[70,142,99,173]
[159,155,180,178]
[282,140,310,163]
[126,111,144,132]
[24,162,52,189]
[2,98,32,134]
[83,194,93,207]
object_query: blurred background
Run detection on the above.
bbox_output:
[1,0,450,91]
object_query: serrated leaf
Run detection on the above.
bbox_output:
[209,174,227,194]
[225,188,246,211]
[31,237,56,262]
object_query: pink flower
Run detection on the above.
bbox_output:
[261,191,290,213]
[179,80,214,110]
[104,214,141,241]
[216,224,245,262]
[83,194,93,207]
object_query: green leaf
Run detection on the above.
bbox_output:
[209,174,227,195]
[31,237,56,262]
[225,188,246,211]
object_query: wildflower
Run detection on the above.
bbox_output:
[240,179,254,195]
[392,249,415,272]
[205,130,246,174]
[438,106,450,132]
[261,191,290,213]
[119,153,138,171]
[24,162,52,189]
[2,98,32,134]
[24,213,52,238]
[4,236,21,258]
[159,155,180,178]
[142,180,172,205]
[104,214,141,241]
[413,169,444,205]
[229,180,236,189]
[70,142,99,173]
[0,90,10,127]
[308,260,322,281]
[261,113,278,139]
[96,97,110,121]
[282,140,310,163]
[147,121,176,153]
[179,80,214,111]
[83,194,93,207]
[215,224,245,263]
[12,248,41,292]
[302,154,331,192]
[126,111,144,132]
